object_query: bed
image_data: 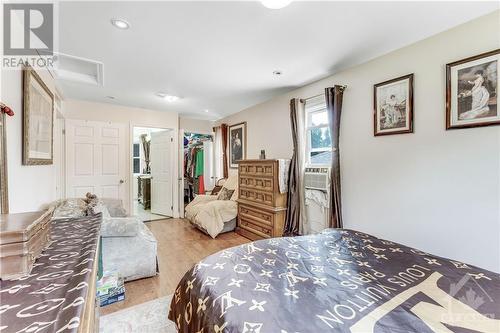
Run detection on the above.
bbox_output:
[168,228,500,332]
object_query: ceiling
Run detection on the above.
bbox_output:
[56,1,499,120]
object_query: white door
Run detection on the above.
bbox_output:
[150,130,173,216]
[178,129,185,218]
[66,120,128,209]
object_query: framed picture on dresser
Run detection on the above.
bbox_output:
[229,122,247,168]
[446,49,500,129]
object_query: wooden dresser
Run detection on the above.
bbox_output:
[236,159,287,240]
[138,175,151,209]
[0,210,52,279]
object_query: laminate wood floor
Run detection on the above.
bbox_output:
[100,218,249,315]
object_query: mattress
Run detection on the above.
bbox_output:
[168,228,500,332]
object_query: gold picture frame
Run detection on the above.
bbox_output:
[23,65,54,165]
[0,112,8,213]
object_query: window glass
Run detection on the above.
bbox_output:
[309,110,329,127]
[133,143,140,157]
[310,151,332,165]
[133,158,140,174]
[310,127,331,149]
[305,97,332,166]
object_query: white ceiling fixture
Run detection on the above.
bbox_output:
[204,109,209,113]
[261,0,292,10]
[156,92,180,102]
[110,18,130,29]
[57,2,499,120]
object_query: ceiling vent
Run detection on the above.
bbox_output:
[50,53,103,86]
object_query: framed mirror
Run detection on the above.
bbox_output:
[0,112,8,213]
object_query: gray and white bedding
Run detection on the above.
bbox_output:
[168,228,500,332]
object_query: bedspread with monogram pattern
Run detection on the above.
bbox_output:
[169,229,500,333]
[0,214,101,333]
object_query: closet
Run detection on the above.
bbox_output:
[183,132,213,204]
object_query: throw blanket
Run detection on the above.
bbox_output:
[185,196,237,238]
[169,228,500,333]
[277,158,290,193]
[0,215,102,333]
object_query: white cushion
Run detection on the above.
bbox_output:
[101,216,140,237]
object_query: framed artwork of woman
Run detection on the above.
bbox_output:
[228,122,247,168]
[446,49,500,129]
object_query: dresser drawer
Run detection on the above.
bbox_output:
[238,205,273,226]
[239,188,274,206]
[239,162,275,178]
[239,175,274,192]
[238,217,272,238]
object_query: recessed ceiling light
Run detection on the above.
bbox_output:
[204,109,209,113]
[111,18,130,30]
[165,95,180,102]
[155,92,180,102]
[261,0,292,9]
[273,70,283,76]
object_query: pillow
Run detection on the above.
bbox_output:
[230,186,239,201]
[217,187,234,201]
[211,185,223,195]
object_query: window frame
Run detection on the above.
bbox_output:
[305,99,332,167]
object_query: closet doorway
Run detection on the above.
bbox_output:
[181,131,214,212]
[132,126,174,222]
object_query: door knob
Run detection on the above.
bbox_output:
[119,179,125,184]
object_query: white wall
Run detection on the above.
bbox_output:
[1,68,59,213]
[179,117,214,134]
[62,99,181,217]
[216,11,500,272]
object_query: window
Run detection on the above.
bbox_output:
[305,96,332,166]
[133,143,141,174]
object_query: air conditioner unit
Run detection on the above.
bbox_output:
[304,167,330,191]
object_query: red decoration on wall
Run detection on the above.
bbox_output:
[0,102,14,116]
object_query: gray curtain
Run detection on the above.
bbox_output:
[284,99,301,236]
[325,86,345,228]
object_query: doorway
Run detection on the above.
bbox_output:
[132,126,174,222]
[182,132,214,208]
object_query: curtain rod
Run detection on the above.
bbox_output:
[301,85,348,103]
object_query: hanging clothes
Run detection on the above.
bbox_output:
[183,132,212,200]
[195,149,204,178]
[198,175,205,195]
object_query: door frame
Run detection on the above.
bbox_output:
[54,112,66,200]
[129,124,179,218]
[179,128,215,218]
